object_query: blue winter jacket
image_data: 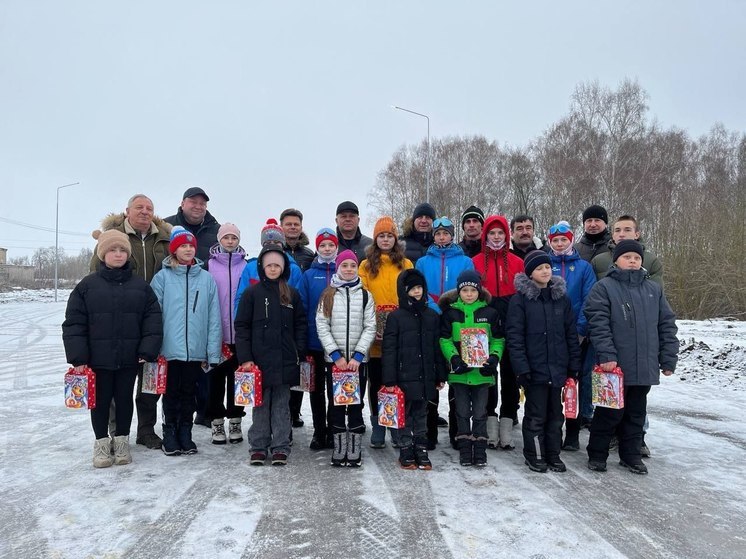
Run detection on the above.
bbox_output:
[299,257,336,352]
[549,249,596,337]
[233,253,303,317]
[415,243,474,303]
[150,257,222,363]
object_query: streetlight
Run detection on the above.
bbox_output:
[392,105,431,202]
[55,182,80,301]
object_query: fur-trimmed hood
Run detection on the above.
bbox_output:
[437,287,492,311]
[514,273,567,300]
[94,212,172,238]
[401,216,434,242]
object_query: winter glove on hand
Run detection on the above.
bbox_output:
[517,373,532,388]
[450,356,469,374]
[480,355,500,376]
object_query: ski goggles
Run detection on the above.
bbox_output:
[548,223,572,235]
[433,217,454,229]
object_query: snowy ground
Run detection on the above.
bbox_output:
[1,290,745,559]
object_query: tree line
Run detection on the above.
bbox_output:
[9,247,93,285]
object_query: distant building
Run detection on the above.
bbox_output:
[0,248,35,284]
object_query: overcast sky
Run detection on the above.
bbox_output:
[2,1,744,259]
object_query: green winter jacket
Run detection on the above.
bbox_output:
[439,289,505,386]
[591,239,663,287]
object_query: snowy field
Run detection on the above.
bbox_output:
[1,290,745,559]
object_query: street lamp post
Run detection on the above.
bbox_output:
[392,105,431,202]
[55,182,80,302]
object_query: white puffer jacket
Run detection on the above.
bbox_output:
[315,282,376,362]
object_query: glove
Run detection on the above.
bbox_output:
[450,356,469,374]
[567,371,579,379]
[480,355,500,376]
[517,373,532,388]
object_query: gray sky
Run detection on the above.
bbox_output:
[2,1,744,259]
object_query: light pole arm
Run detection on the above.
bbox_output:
[55,182,80,302]
[392,106,431,202]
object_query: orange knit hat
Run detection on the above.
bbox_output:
[373,216,398,239]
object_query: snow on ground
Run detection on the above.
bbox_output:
[1,294,745,558]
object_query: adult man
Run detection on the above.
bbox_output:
[280,208,315,271]
[458,205,484,258]
[90,194,172,449]
[401,202,436,263]
[164,187,221,265]
[335,201,372,262]
[575,205,612,263]
[591,215,663,286]
[509,215,547,260]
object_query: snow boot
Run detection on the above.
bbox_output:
[228,417,243,444]
[249,451,267,466]
[271,452,288,465]
[331,431,348,467]
[370,415,386,448]
[524,456,548,473]
[562,429,580,452]
[498,417,515,450]
[347,432,363,467]
[486,416,499,449]
[177,422,198,455]
[161,423,181,456]
[619,459,648,475]
[309,430,326,451]
[587,459,607,472]
[399,445,417,470]
[113,435,132,465]
[473,438,488,467]
[93,437,114,468]
[390,428,402,449]
[414,437,432,470]
[457,437,473,467]
[211,419,227,445]
[547,456,567,472]
[640,436,651,458]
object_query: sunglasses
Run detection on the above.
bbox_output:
[433,217,453,229]
[548,223,572,235]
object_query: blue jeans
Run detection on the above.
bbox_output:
[248,385,291,455]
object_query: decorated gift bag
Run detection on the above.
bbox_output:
[562,377,578,419]
[234,365,263,407]
[219,343,234,364]
[291,356,316,392]
[142,356,168,395]
[375,304,398,341]
[459,327,489,368]
[64,367,96,409]
[331,367,361,406]
[377,386,405,428]
[591,365,625,409]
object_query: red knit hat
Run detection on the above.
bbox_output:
[169,226,197,254]
[315,227,338,249]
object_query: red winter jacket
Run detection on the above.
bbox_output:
[472,215,525,302]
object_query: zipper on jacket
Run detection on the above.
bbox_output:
[265,297,269,319]
[185,265,191,361]
[228,252,234,342]
[440,252,446,295]
[193,290,200,312]
[141,238,147,281]
[345,288,351,359]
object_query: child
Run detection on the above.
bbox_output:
[234,245,307,466]
[439,270,504,467]
[315,249,376,466]
[300,227,339,450]
[506,250,582,473]
[206,223,248,445]
[63,230,163,468]
[150,226,222,456]
[584,240,677,474]
[382,269,447,470]
[359,216,413,449]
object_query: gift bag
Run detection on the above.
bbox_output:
[219,343,234,364]
[234,365,263,407]
[64,367,96,409]
[591,365,625,409]
[291,356,316,392]
[331,367,361,406]
[142,356,168,395]
[375,304,398,341]
[377,386,405,428]
[460,327,490,367]
[563,377,578,419]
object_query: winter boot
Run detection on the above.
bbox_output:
[457,437,473,467]
[587,459,607,472]
[331,431,348,467]
[93,438,114,468]
[619,459,648,475]
[524,456,548,473]
[473,438,488,467]
[390,428,402,449]
[498,417,515,450]
[562,429,580,452]
[398,445,417,470]
[640,436,651,458]
[369,416,386,448]
[161,423,181,456]
[309,430,326,451]
[547,456,567,472]
[347,432,363,467]
[113,435,132,465]
[177,422,198,455]
[486,416,499,449]
[211,419,227,445]
[414,437,432,470]
[228,418,243,444]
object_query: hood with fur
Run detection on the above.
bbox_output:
[514,273,567,300]
[95,212,173,237]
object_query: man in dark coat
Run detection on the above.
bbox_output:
[280,208,315,272]
[458,205,484,258]
[574,204,612,263]
[164,187,221,265]
[335,201,373,262]
[400,202,436,263]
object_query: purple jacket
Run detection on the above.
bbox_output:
[208,244,248,344]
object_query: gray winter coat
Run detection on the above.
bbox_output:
[315,282,377,363]
[583,267,678,385]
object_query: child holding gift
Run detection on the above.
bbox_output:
[315,249,376,467]
[63,229,163,468]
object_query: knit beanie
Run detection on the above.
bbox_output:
[260,218,285,247]
[169,226,197,254]
[412,202,436,221]
[217,222,241,243]
[524,250,552,278]
[315,227,338,249]
[582,204,609,224]
[373,216,398,239]
[457,269,482,293]
[94,229,131,261]
[433,217,455,238]
[335,249,358,268]
[260,247,286,271]
[547,220,574,243]
[612,239,644,262]
[461,206,485,227]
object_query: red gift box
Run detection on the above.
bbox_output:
[142,356,168,395]
[591,365,625,409]
[234,365,263,407]
[563,377,578,419]
[64,367,96,410]
[377,386,405,428]
[331,367,361,406]
[291,356,316,392]
[219,343,233,364]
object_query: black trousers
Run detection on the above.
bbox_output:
[327,363,367,434]
[587,385,650,464]
[163,360,202,424]
[307,350,329,436]
[91,367,138,439]
[486,348,520,420]
[206,349,245,420]
[522,384,564,461]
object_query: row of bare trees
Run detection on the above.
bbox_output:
[369,79,746,319]
[8,247,94,284]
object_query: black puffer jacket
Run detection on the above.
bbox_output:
[400,217,433,264]
[505,274,582,385]
[284,233,316,272]
[63,261,163,369]
[335,227,373,263]
[584,267,678,385]
[164,208,220,265]
[381,269,447,401]
[234,249,308,387]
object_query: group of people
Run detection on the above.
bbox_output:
[62,190,678,476]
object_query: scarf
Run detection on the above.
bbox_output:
[317,250,338,264]
[330,274,360,289]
